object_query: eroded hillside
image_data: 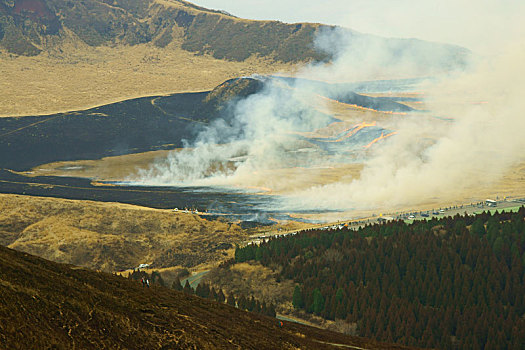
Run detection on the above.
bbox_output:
[0,0,327,61]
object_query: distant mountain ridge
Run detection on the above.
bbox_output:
[0,0,328,61]
[0,0,469,67]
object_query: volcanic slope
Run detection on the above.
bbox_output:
[0,244,415,349]
[0,77,411,171]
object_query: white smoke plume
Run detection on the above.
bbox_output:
[135,23,525,215]
[285,44,525,210]
[134,77,333,188]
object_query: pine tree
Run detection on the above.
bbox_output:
[292,285,304,309]
[237,294,247,310]
[312,288,324,315]
[195,283,205,297]
[227,293,236,307]
[183,280,193,294]
[209,287,217,301]
[267,303,277,317]
[247,296,256,311]
[217,289,226,303]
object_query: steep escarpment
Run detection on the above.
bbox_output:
[0,0,328,62]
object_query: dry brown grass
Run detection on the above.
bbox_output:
[0,43,295,117]
[0,193,246,272]
[205,261,295,310]
[24,149,175,181]
[205,260,360,336]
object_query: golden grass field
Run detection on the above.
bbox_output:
[0,43,294,117]
[0,193,246,272]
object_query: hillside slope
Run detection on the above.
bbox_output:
[0,243,414,349]
[0,0,469,65]
[230,209,525,349]
[0,193,244,272]
[0,0,327,61]
[0,0,471,116]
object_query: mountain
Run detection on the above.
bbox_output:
[0,0,327,61]
[0,243,414,349]
[0,0,469,67]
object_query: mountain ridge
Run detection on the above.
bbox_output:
[0,0,469,67]
[0,0,328,61]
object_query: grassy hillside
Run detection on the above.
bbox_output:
[0,193,243,272]
[0,243,414,349]
[0,0,328,62]
[0,0,469,66]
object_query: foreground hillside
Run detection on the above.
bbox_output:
[0,244,413,349]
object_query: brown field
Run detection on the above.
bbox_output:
[0,43,295,117]
[206,261,295,309]
[23,149,176,181]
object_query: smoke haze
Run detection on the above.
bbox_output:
[193,0,525,56]
[134,18,525,215]
[285,44,525,211]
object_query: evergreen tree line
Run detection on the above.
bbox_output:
[235,207,525,349]
[129,269,277,317]
[172,278,277,318]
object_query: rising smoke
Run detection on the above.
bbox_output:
[285,39,525,211]
[134,76,334,188]
[135,24,525,214]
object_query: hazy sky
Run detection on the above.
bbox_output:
[192,0,524,55]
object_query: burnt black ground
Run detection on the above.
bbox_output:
[0,78,415,222]
[0,77,414,171]
[0,169,278,216]
[0,93,206,171]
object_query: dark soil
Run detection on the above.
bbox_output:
[0,93,209,171]
[0,77,416,172]
[0,169,276,215]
